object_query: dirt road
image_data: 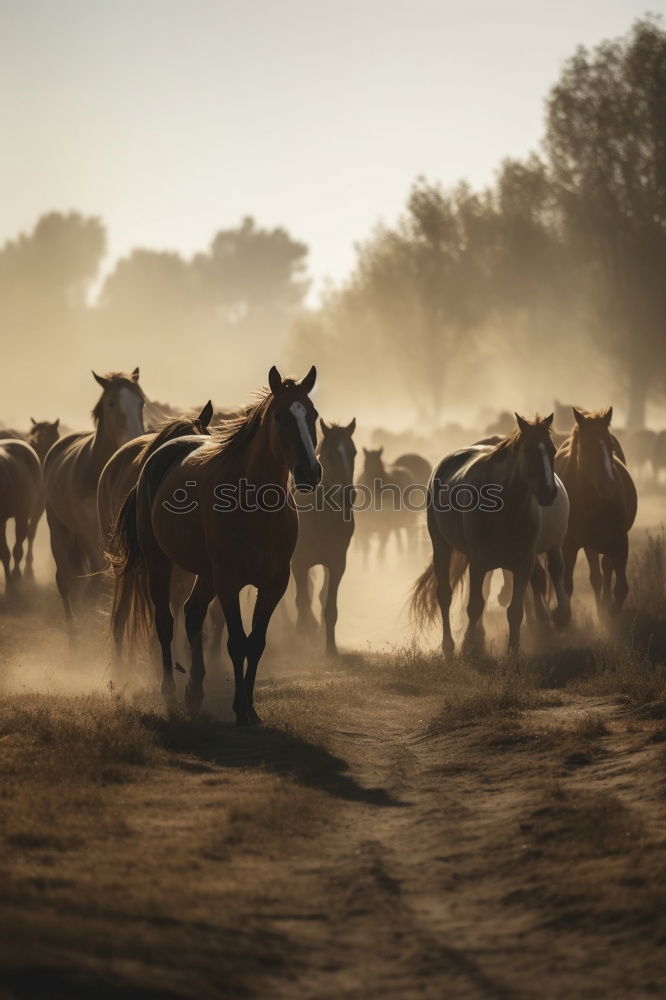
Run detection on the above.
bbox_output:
[2,631,665,999]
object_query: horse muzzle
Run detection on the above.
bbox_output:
[294,461,322,492]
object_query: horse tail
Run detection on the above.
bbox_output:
[108,486,152,654]
[411,561,439,628]
[411,549,469,628]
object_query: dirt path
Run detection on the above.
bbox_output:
[2,645,665,1000]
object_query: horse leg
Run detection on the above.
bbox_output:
[507,557,533,653]
[147,560,176,713]
[0,520,11,596]
[548,547,571,628]
[529,557,550,624]
[183,575,215,717]
[463,559,486,654]
[432,536,454,658]
[45,506,75,626]
[245,573,290,725]
[607,536,629,616]
[323,558,345,656]
[584,547,603,610]
[293,559,317,634]
[563,539,579,598]
[25,502,42,581]
[11,513,28,581]
[215,587,249,725]
[498,569,512,607]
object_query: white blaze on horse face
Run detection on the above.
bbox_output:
[116,388,144,443]
[289,401,318,474]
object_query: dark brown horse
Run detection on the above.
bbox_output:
[110,366,320,723]
[0,440,43,592]
[44,369,145,624]
[556,407,637,616]
[412,415,564,655]
[292,418,356,654]
[357,447,414,561]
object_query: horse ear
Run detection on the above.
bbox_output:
[320,419,330,437]
[542,413,554,429]
[53,418,59,430]
[30,417,36,426]
[603,406,613,426]
[378,446,384,456]
[268,366,283,395]
[573,407,585,428]
[515,413,528,432]
[363,447,368,456]
[299,365,317,394]
[198,400,214,428]
[346,417,356,435]
[92,371,109,389]
[132,367,140,383]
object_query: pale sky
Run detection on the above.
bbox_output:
[0,0,658,300]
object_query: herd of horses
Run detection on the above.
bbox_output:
[0,367,638,724]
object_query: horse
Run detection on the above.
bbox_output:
[653,430,666,484]
[412,414,567,655]
[0,440,43,593]
[110,366,320,724]
[623,427,655,482]
[357,447,414,561]
[44,368,145,624]
[97,402,214,545]
[28,418,60,462]
[394,452,432,488]
[555,407,637,616]
[19,418,61,579]
[292,418,356,655]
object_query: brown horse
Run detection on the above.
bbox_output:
[556,407,637,616]
[44,369,145,624]
[412,414,563,655]
[357,447,414,561]
[110,366,320,723]
[97,401,213,545]
[0,440,43,592]
[292,418,356,654]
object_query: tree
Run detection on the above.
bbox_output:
[545,17,666,427]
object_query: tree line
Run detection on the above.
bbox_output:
[1,17,663,427]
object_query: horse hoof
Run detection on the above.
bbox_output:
[184,685,203,719]
[248,707,262,726]
[551,608,571,629]
[235,714,252,727]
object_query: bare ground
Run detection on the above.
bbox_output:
[1,614,665,999]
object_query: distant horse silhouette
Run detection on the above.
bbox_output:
[0,439,43,592]
[110,366,320,723]
[44,369,145,625]
[412,414,567,654]
[653,430,666,483]
[357,447,414,560]
[556,407,637,616]
[21,418,61,578]
[292,418,356,654]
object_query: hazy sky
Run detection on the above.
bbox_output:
[0,0,658,299]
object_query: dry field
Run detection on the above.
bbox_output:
[0,531,665,998]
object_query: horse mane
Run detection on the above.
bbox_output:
[474,429,522,464]
[91,373,146,424]
[134,418,202,466]
[191,385,286,463]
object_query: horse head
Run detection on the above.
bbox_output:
[92,367,145,448]
[362,446,385,480]
[514,413,557,506]
[267,365,321,491]
[319,418,357,487]
[28,417,60,461]
[573,407,616,500]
